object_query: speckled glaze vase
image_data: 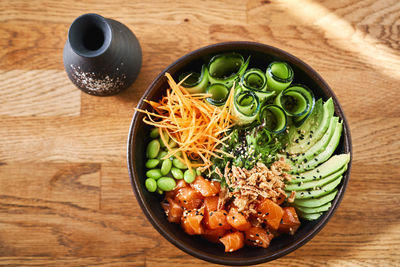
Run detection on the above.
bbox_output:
[63,13,142,96]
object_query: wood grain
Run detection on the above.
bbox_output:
[0,0,399,266]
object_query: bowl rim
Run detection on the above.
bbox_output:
[127,41,352,265]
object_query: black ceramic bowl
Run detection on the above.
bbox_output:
[127,42,352,265]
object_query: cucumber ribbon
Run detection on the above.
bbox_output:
[208,53,250,89]
[179,64,209,94]
[274,84,315,127]
[257,104,287,133]
[240,68,275,103]
[232,89,260,125]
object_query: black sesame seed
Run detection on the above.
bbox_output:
[219,223,222,226]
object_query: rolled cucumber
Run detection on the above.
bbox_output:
[208,53,250,89]
[179,64,210,94]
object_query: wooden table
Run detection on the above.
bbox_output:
[1,0,399,266]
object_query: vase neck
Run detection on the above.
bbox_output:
[68,13,112,58]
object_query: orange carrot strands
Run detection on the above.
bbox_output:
[135,73,236,170]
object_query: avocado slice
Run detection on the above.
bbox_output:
[286,116,338,168]
[294,189,338,208]
[298,212,323,221]
[285,164,347,191]
[296,202,332,214]
[288,176,342,199]
[292,120,343,173]
[288,153,350,184]
[287,98,334,154]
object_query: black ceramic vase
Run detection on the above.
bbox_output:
[63,13,142,96]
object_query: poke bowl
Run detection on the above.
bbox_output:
[127,41,352,265]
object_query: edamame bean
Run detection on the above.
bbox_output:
[156,188,164,195]
[145,178,157,192]
[168,139,177,148]
[146,139,160,159]
[157,177,176,191]
[159,132,170,148]
[196,168,201,176]
[171,149,182,157]
[145,159,160,169]
[161,159,172,175]
[150,128,160,139]
[157,150,168,160]
[184,169,196,183]
[146,169,162,180]
[171,167,184,179]
[173,158,187,169]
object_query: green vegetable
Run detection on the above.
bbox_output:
[157,150,168,160]
[157,177,176,191]
[257,104,287,133]
[168,139,177,148]
[184,169,196,183]
[145,159,160,169]
[206,83,230,106]
[240,68,275,104]
[179,64,210,94]
[208,53,250,88]
[161,159,172,175]
[145,178,157,192]
[274,84,315,123]
[232,90,260,125]
[294,189,338,208]
[171,167,184,179]
[146,169,162,180]
[298,212,322,221]
[156,188,164,195]
[266,61,293,92]
[159,132,169,148]
[149,128,160,139]
[146,139,160,159]
[288,176,342,200]
[296,202,332,213]
[288,154,350,184]
[173,158,187,169]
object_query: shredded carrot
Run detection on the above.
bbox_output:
[135,73,236,171]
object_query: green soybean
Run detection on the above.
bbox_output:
[157,177,176,191]
[171,167,184,179]
[168,139,177,148]
[196,168,201,176]
[161,159,172,175]
[184,169,196,183]
[159,132,170,148]
[145,159,160,169]
[150,128,160,138]
[157,150,168,160]
[156,188,164,195]
[173,158,187,169]
[145,178,157,192]
[146,169,162,180]
[146,139,160,159]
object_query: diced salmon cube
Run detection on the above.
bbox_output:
[244,227,274,248]
[256,199,284,230]
[190,176,220,197]
[181,206,205,235]
[203,210,231,230]
[203,228,227,243]
[278,207,301,235]
[219,231,245,252]
[175,187,203,210]
[227,207,251,231]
